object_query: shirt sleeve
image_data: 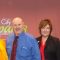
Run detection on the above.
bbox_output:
[31,38,41,60]
[56,39,60,60]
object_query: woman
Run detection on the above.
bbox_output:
[0,39,8,60]
[36,19,60,60]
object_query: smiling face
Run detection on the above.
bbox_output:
[41,24,50,37]
[12,17,24,36]
[39,19,52,37]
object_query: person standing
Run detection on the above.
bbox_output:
[6,17,41,60]
[36,19,60,60]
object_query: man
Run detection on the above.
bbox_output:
[6,17,41,60]
[36,19,60,60]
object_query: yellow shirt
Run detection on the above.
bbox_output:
[0,39,8,60]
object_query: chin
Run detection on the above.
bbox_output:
[42,34,49,37]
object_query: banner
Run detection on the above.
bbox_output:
[0,18,28,39]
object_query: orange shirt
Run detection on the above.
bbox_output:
[0,39,8,60]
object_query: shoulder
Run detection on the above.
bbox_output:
[50,36,60,41]
[49,35,60,44]
[36,36,41,40]
[21,32,38,43]
[6,33,14,43]
[36,36,41,43]
[7,33,14,39]
[21,32,35,39]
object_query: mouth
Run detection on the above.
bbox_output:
[15,28,21,31]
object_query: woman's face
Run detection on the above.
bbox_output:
[41,24,51,37]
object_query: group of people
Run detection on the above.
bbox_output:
[0,17,60,60]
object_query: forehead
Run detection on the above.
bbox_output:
[12,17,23,24]
[44,24,50,28]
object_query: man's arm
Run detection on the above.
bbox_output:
[31,38,41,60]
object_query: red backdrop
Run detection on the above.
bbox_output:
[0,0,60,39]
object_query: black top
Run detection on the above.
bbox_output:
[36,35,60,60]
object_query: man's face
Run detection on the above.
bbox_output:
[41,24,50,37]
[12,17,24,36]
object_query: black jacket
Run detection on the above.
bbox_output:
[36,35,60,60]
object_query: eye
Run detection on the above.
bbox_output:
[47,27,50,29]
[18,24,21,26]
[13,24,17,26]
